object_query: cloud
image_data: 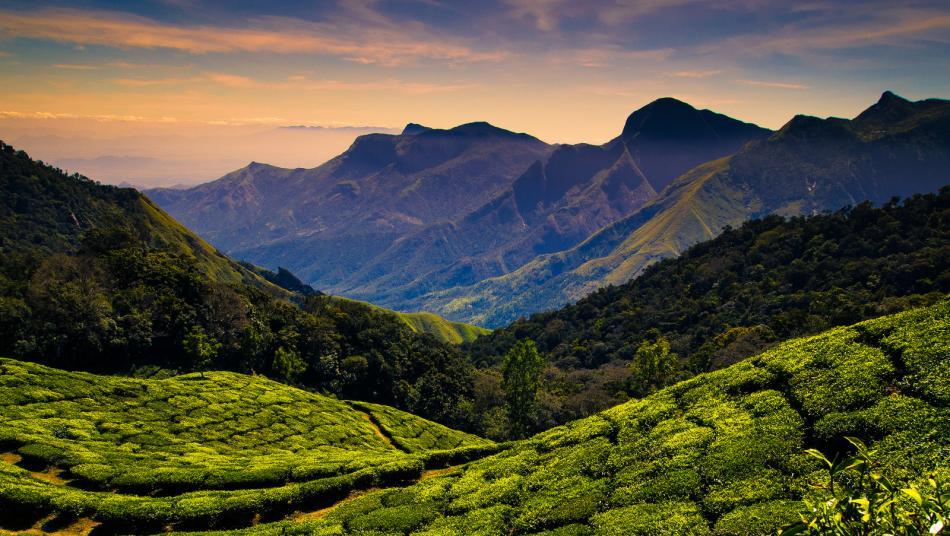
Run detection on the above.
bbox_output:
[52,63,101,70]
[0,8,507,66]
[667,69,723,78]
[504,0,567,31]
[555,46,675,68]
[736,79,809,90]
[113,72,474,95]
[697,4,950,57]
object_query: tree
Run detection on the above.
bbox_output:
[273,345,306,383]
[183,325,220,377]
[629,333,679,396]
[501,339,545,439]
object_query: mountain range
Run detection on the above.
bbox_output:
[150,92,948,326]
[147,98,769,322]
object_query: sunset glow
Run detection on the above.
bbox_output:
[1,0,948,185]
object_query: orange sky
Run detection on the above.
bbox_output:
[1,1,948,186]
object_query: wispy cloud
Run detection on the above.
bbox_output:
[698,5,950,57]
[736,79,810,90]
[0,8,507,66]
[52,63,101,70]
[0,109,336,127]
[555,46,675,68]
[667,69,723,78]
[113,72,474,95]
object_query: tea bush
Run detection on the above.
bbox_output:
[210,300,946,535]
[0,361,492,532]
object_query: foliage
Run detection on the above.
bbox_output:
[0,359,491,532]
[628,333,680,397]
[465,188,950,431]
[336,298,491,345]
[502,340,545,439]
[0,141,478,429]
[155,299,948,535]
[782,437,948,535]
[183,326,220,376]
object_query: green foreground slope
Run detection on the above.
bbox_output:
[0,363,493,533]
[194,299,947,535]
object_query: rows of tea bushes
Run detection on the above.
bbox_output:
[187,299,948,535]
[0,362,493,532]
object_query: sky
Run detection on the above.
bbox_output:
[1,0,948,186]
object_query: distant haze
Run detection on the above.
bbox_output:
[1,118,398,188]
[0,1,947,188]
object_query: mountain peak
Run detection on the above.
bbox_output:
[853,90,917,127]
[447,121,512,136]
[773,114,855,143]
[402,123,432,136]
[877,90,908,106]
[621,97,706,140]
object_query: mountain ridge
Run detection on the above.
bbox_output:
[419,91,950,326]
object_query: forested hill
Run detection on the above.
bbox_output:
[0,141,478,428]
[461,189,949,430]
[0,141,263,287]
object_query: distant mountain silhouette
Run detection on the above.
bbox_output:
[149,99,769,316]
[147,122,552,289]
[419,92,950,326]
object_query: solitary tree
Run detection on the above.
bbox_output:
[501,339,544,439]
[629,333,678,396]
[183,325,220,378]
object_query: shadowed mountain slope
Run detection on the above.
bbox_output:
[148,100,769,320]
[423,92,950,326]
[148,123,553,289]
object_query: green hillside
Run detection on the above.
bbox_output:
[337,298,490,344]
[461,189,949,434]
[241,267,488,345]
[0,141,268,290]
[0,360,494,533]
[0,141,479,429]
[397,312,491,345]
[173,299,944,535]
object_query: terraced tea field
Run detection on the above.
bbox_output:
[0,362,495,534]
[186,301,950,535]
[1,300,947,535]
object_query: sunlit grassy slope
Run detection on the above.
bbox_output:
[186,299,946,535]
[0,363,494,533]
[336,298,491,344]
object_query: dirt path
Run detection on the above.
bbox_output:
[0,451,22,465]
[291,488,379,522]
[359,412,395,448]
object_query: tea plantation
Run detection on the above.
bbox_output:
[0,363,494,533]
[180,299,944,535]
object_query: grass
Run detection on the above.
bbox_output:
[178,299,947,535]
[334,297,490,344]
[0,362,493,533]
